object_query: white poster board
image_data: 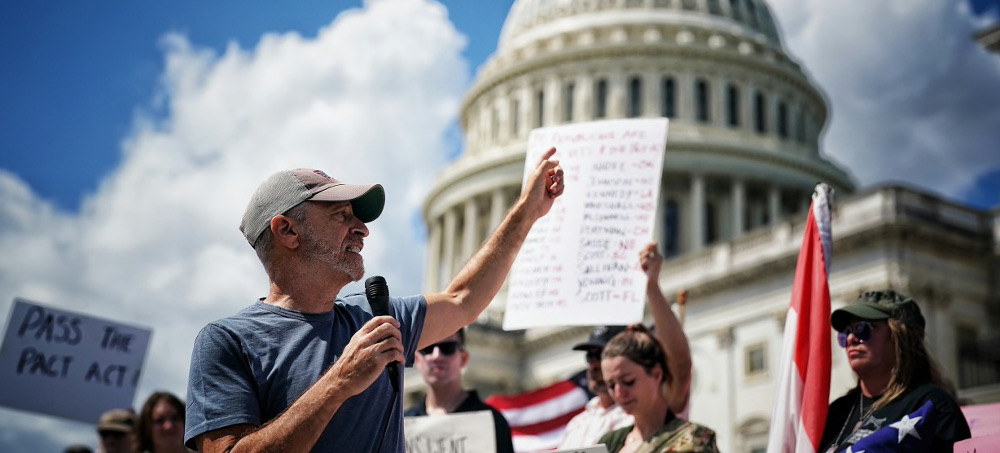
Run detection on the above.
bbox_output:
[404,410,497,453]
[0,298,151,424]
[504,118,668,330]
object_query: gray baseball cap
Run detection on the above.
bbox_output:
[239,168,384,246]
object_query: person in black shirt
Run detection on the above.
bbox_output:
[819,290,971,452]
[405,328,515,453]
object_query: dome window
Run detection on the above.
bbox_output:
[754,91,767,134]
[777,100,788,139]
[595,79,608,119]
[564,82,575,122]
[727,84,741,127]
[696,79,711,123]
[662,77,676,118]
[628,76,643,118]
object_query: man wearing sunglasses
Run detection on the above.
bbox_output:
[819,290,970,453]
[405,328,515,453]
[185,149,564,453]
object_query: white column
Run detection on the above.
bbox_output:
[490,188,509,232]
[691,174,705,251]
[462,198,478,262]
[646,71,660,117]
[425,217,442,292]
[579,74,594,121]
[442,208,457,285]
[768,186,781,225]
[731,178,745,237]
[610,72,625,118]
[679,72,694,121]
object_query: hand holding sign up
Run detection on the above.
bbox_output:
[504,119,669,330]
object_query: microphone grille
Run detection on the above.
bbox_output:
[365,275,389,299]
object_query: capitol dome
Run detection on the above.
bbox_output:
[423,0,854,305]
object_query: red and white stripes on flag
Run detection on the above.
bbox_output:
[485,379,590,453]
[766,183,834,453]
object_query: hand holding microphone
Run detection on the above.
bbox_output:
[365,275,401,393]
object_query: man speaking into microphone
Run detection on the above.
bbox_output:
[185,148,564,453]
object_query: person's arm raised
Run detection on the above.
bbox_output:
[194,316,404,453]
[639,242,692,415]
[420,147,565,348]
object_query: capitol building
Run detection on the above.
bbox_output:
[407,0,1000,451]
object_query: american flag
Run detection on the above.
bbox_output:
[485,373,591,453]
[836,400,937,453]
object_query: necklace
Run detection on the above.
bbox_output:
[828,392,869,453]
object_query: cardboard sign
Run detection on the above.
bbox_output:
[404,410,496,452]
[0,298,151,424]
[504,118,668,330]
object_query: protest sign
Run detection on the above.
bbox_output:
[954,433,1000,453]
[504,118,668,330]
[962,402,1000,437]
[404,410,496,453]
[0,298,151,424]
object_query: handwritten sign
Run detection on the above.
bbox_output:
[504,118,668,330]
[404,410,496,453]
[962,402,1000,437]
[0,298,151,424]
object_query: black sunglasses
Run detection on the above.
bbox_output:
[419,341,461,356]
[837,321,874,348]
[585,349,602,363]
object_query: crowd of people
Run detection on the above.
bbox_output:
[68,391,191,453]
[72,149,971,452]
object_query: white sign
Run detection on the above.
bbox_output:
[404,410,497,453]
[504,118,668,330]
[0,298,151,424]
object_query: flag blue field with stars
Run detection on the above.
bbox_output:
[838,400,937,453]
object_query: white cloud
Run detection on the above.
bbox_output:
[768,0,1000,204]
[0,0,466,448]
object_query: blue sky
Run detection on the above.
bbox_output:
[0,0,514,213]
[0,0,998,451]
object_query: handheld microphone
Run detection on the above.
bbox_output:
[365,275,400,392]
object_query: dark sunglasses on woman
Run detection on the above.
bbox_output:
[837,320,875,348]
[418,341,461,356]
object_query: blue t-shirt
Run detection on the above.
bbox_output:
[185,293,426,452]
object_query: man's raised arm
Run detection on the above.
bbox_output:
[420,147,564,348]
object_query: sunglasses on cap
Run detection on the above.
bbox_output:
[837,320,875,348]
[418,341,462,356]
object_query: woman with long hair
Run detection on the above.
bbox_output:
[134,391,191,453]
[596,243,717,453]
[819,290,971,452]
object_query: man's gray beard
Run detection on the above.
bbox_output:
[299,223,365,281]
